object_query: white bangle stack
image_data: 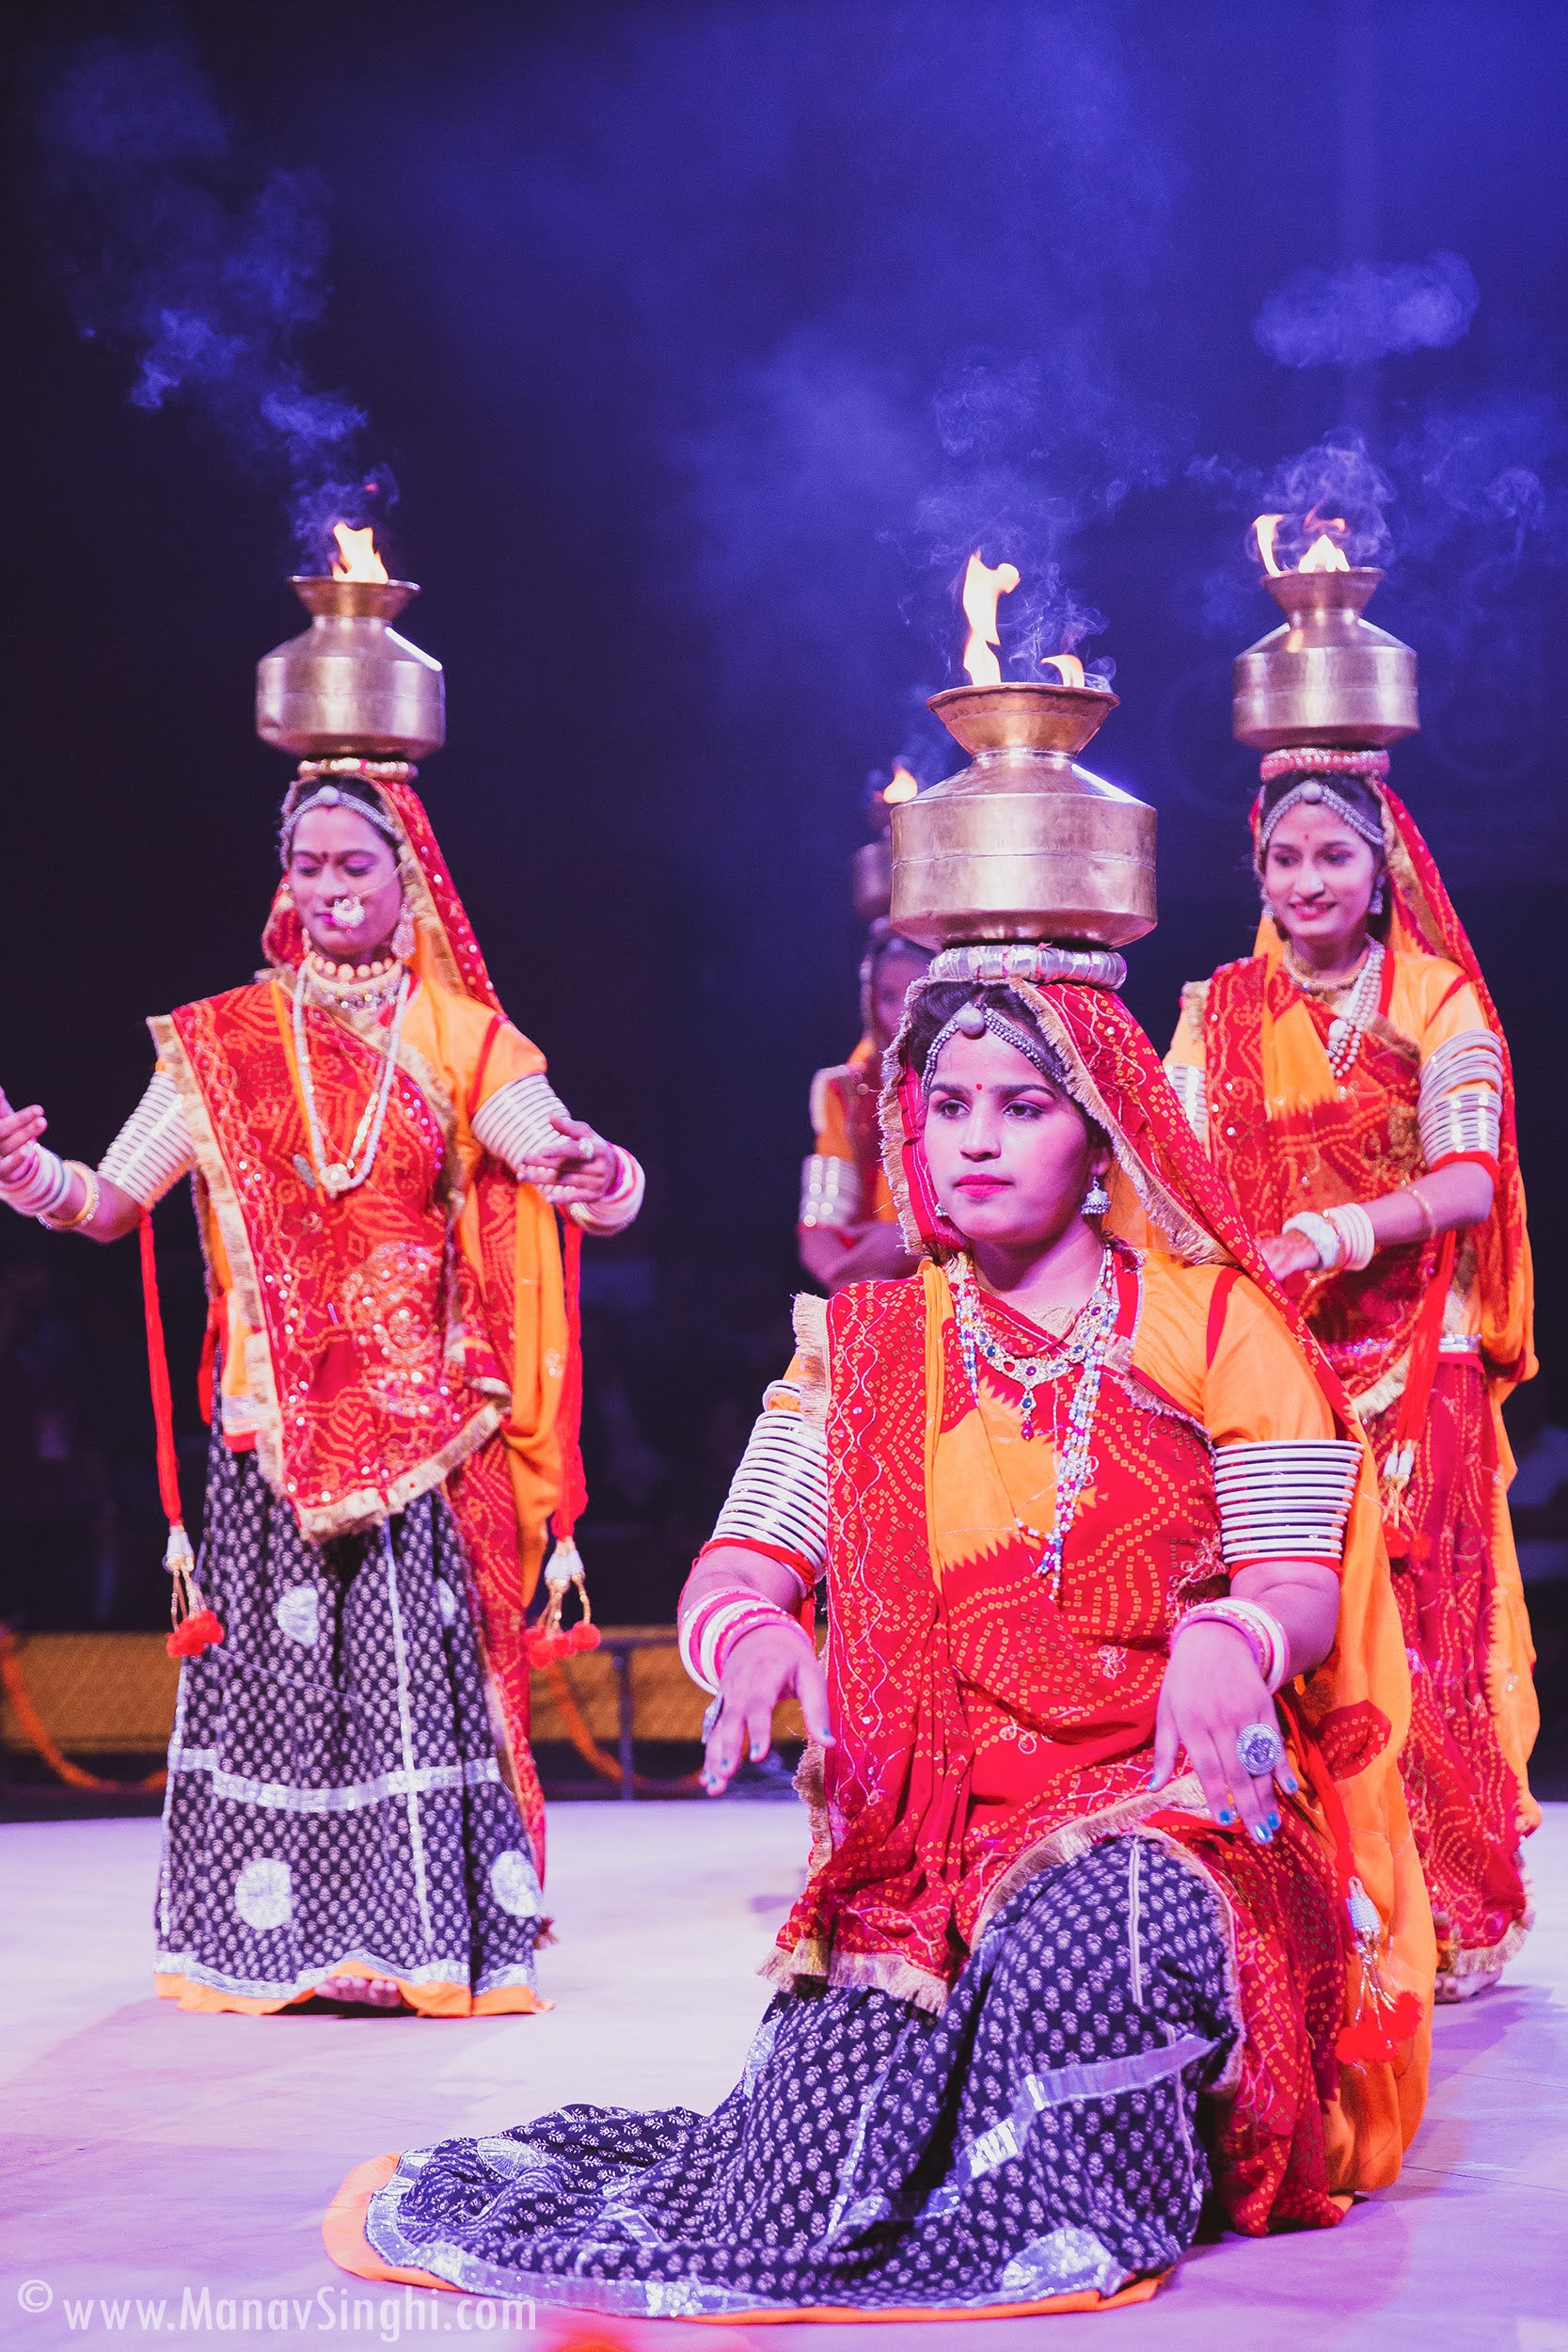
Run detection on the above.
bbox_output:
[1283,1201,1378,1274]
[1324,1201,1378,1271]
[0,1143,71,1220]
[1175,1597,1291,1693]
[1282,1210,1342,1272]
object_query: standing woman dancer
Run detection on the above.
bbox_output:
[1165,751,1536,1997]
[0,767,643,2014]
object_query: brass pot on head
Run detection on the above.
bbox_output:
[890,680,1157,951]
[256,578,446,760]
[1232,569,1418,751]
[849,835,894,924]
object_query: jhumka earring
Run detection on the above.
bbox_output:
[1083,1172,1112,1217]
[1369,878,1386,915]
[391,904,417,961]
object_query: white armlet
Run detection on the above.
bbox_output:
[98,1069,198,1208]
[1418,1030,1502,1167]
[709,1387,830,1572]
[1213,1439,1361,1565]
[1164,1061,1208,1145]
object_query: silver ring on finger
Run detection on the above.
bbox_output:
[702,1696,722,1740]
[1235,1719,1284,1778]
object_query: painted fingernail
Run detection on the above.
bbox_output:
[1145,1772,1159,1789]
[1251,1821,1274,1844]
[1217,1804,1236,1825]
[1266,1809,1281,1833]
[1281,1773,1300,1795]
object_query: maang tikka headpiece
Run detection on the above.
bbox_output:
[922,996,1068,1096]
[1257,776,1386,861]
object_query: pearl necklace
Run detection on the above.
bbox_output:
[948,1248,1118,1597]
[303,949,404,1014]
[292,963,411,1198]
[1285,937,1385,1081]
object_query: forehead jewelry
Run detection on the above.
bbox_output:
[923,998,1067,1096]
[280,782,402,857]
[1259,778,1385,858]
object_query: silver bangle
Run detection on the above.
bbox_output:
[1282,1210,1343,1272]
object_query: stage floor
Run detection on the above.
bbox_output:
[4,1804,1565,2352]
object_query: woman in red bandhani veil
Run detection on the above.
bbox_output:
[1165,751,1537,1998]
[0,763,643,2015]
[324,963,1431,2322]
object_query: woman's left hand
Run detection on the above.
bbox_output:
[1148,1620,1299,1843]
[517,1114,615,1205]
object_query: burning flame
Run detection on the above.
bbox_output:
[1300,527,1351,573]
[882,765,919,805]
[960,552,1021,688]
[1252,511,1351,577]
[1040,654,1085,689]
[1254,515,1286,577]
[331,523,389,583]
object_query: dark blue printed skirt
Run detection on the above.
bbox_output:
[353,1836,1237,2315]
[154,1433,543,2011]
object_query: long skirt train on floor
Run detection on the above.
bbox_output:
[328,1836,1239,2319]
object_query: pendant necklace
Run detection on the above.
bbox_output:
[949,1248,1117,1597]
[292,961,411,1198]
[1284,937,1385,1081]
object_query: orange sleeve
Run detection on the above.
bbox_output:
[1132,1258,1332,1444]
[809,1068,857,1163]
[1164,979,1210,1073]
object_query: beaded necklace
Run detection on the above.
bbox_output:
[948,1247,1118,1597]
[292,962,411,1198]
[1284,936,1385,1081]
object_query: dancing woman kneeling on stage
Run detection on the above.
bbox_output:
[325,973,1432,2319]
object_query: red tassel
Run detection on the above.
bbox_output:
[1337,1990,1422,2066]
[166,1609,225,1660]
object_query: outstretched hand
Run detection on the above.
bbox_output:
[0,1089,48,1186]
[515,1113,615,1206]
[701,1625,833,1797]
[1148,1621,1299,1843]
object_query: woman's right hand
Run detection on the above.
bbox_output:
[0,1089,48,1191]
[701,1625,832,1797]
[1258,1229,1323,1285]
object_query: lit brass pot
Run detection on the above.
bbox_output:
[849,835,894,923]
[256,579,446,760]
[890,681,1156,951]
[1232,569,1418,751]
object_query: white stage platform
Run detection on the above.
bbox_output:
[3,1804,1565,2351]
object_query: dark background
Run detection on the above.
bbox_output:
[0,3,1563,1759]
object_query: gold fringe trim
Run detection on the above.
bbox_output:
[759,1941,953,2016]
[293,1402,504,1543]
[790,1294,831,1437]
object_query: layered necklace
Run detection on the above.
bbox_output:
[948,1246,1118,1597]
[292,955,411,1198]
[1284,935,1385,1081]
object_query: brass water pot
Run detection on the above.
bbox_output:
[890,681,1156,951]
[849,835,894,924]
[1232,569,1418,751]
[256,579,446,760]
